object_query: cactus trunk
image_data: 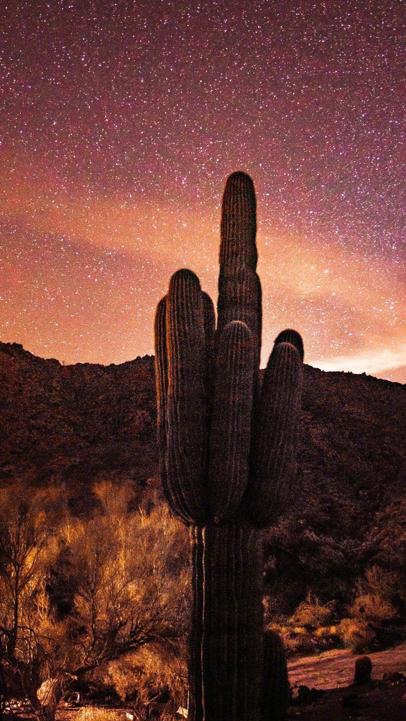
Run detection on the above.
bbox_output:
[189,525,263,721]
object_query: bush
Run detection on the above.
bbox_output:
[337,618,375,653]
[363,566,399,599]
[63,486,190,674]
[106,643,186,708]
[349,592,397,624]
[291,593,335,629]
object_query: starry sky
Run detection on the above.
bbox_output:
[0,0,405,381]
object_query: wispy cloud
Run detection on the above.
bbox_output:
[312,345,406,376]
[0,160,404,379]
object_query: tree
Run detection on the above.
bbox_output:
[0,484,66,715]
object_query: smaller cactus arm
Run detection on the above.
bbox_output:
[165,269,208,524]
[154,295,168,451]
[274,328,304,362]
[247,333,304,527]
[202,290,216,422]
[202,290,215,378]
[261,630,290,721]
[208,321,254,522]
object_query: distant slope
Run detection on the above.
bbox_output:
[0,342,157,509]
[0,341,405,597]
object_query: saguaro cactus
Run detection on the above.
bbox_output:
[154,172,303,721]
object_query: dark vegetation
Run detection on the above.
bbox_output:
[0,338,404,717]
[0,339,404,619]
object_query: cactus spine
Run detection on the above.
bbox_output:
[154,172,303,721]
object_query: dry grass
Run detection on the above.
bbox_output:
[291,594,335,629]
[105,643,187,707]
[349,593,397,623]
[337,617,375,652]
[75,709,127,721]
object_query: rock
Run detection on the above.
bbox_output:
[291,685,324,706]
[383,671,406,685]
[342,691,370,709]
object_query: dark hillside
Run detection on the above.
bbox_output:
[0,341,404,602]
[0,342,157,509]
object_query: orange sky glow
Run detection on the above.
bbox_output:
[0,2,404,382]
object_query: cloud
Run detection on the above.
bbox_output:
[0,158,404,378]
[312,344,406,376]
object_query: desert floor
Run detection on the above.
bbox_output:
[8,642,406,721]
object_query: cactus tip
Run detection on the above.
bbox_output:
[226,170,254,184]
[274,328,304,361]
[169,268,201,292]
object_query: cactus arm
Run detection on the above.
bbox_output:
[247,336,303,527]
[208,321,254,522]
[274,328,304,362]
[154,296,172,503]
[202,290,216,402]
[165,269,208,524]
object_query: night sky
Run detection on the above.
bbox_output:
[1,1,404,381]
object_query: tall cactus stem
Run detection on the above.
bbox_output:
[220,171,257,272]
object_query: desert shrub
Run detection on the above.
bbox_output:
[106,643,187,711]
[349,592,397,624]
[337,618,375,653]
[283,630,316,656]
[265,592,340,657]
[267,623,316,657]
[0,484,70,712]
[291,593,335,629]
[63,484,190,675]
[0,482,190,714]
[363,566,400,600]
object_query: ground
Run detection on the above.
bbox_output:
[6,643,406,720]
[288,642,406,689]
[287,642,406,720]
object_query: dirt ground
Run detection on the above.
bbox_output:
[287,642,406,721]
[7,643,406,720]
[288,641,406,690]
